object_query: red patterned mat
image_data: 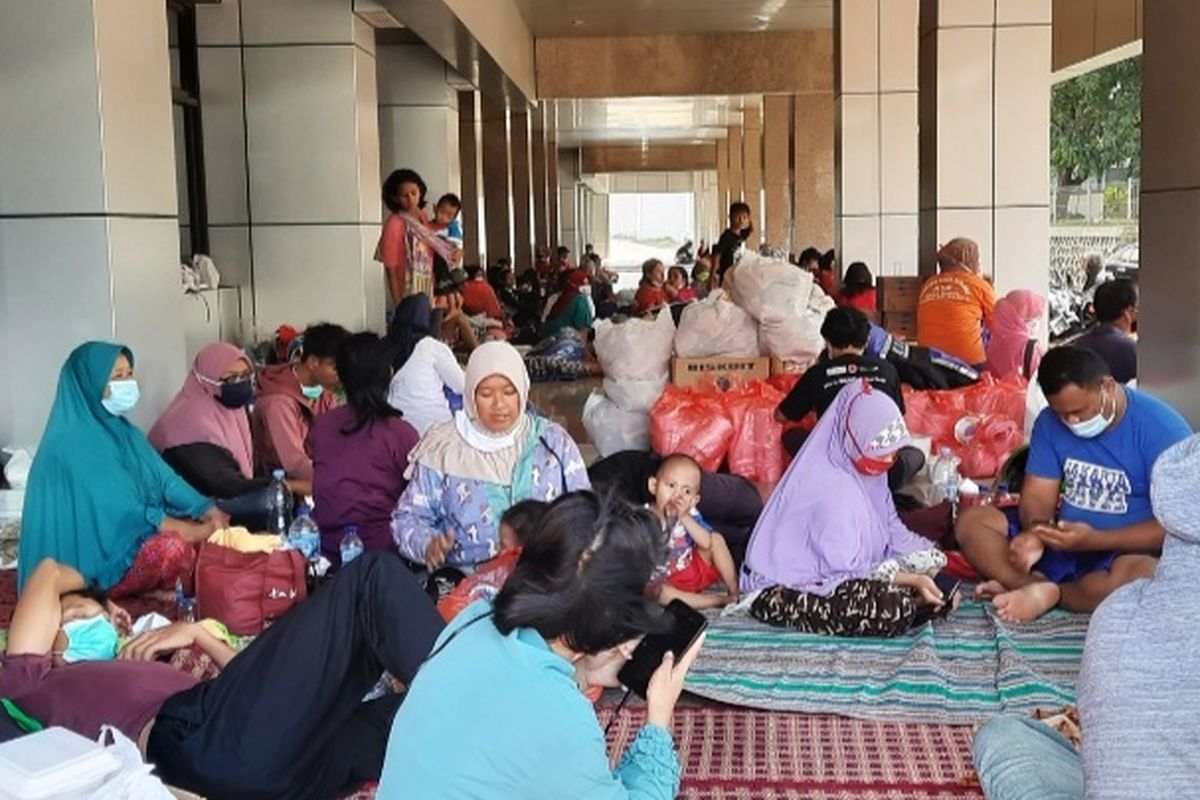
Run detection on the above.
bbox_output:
[342,707,981,799]
[0,568,176,628]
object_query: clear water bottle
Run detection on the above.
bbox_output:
[930,446,963,506]
[266,469,293,536]
[286,507,321,560]
[340,525,364,566]
[174,577,196,623]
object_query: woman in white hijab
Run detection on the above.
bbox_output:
[392,341,590,570]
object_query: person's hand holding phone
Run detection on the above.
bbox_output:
[645,632,706,729]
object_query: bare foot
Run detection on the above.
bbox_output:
[973,580,1006,600]
[992,582,1061,623]
[1008,533,1045,574]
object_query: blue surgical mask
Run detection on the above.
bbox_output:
[1068,389,1114,439]
[60,615,120,663]
[101,379,140,416]
[300,384,324,401]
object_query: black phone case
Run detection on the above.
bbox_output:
[616,600,708,698]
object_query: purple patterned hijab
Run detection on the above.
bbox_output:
[741,380,931,595]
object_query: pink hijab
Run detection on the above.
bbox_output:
[148,343,255,478]
[986,290,1046,380]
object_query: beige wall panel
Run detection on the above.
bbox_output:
[934,28,993,208]
[536,31,833,98]
[763,95,792,251]
[715,138,730,220]
[743,105,763,240]
[727,126,744,201]
[794,93,835,250]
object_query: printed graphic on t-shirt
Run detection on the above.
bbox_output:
[1062,458,1132,515]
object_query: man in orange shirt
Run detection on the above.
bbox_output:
[916,237,996,367]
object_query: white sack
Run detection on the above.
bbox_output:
[583,392,651,457]
[673,290,761,358]
[603,377,666,413]
[593,308,675,383]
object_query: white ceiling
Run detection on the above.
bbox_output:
[554,96,757,147]
[513,0,832,38]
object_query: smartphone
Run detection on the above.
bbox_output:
[617,599,708,699]
[933,573,961,618]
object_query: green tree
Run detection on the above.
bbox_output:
[1051,57,1141,218]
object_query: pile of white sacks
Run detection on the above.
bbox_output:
[584,253,833,457]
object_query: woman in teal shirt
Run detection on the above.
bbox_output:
[540,269,595,339]
[378,491,704,799]
[18,342,225,595]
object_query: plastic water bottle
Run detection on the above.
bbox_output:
[286,506,321,560]
[174,577,196,623]
[340,525,364,566]
[930,446,963,507]
[266,469,293,536]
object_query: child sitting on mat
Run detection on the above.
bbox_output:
[647,454,739,609]
[436,499,547,622]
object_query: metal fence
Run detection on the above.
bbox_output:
[1051,178,1140,225]
[1049,226,1138,291]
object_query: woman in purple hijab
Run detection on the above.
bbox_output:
[741,380,948,636]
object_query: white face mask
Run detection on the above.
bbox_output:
[1067,387,1114,439]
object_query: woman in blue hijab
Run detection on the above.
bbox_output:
[18,342,226,594]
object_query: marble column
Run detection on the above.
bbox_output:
[510,108,534,271]
[547,104,561,248]
[481,93,513,265]
[0,0,185,445]
[834,0,920,277]
[376,43,461,206]
[763,95,793,253]
[196,0,384,332]
[715,138,731,233]
[457,90,485,266]
[1139,0,1200,424]
[794,91,836,251]
[531,104,550,253]
[918,0,1052,296]
[743,103,764,250]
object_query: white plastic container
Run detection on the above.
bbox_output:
[0,727,120,799]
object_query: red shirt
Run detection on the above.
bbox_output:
[460,279,505,320]
[837,288,876,313]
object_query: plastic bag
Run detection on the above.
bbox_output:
[959,416,1024,479]
[673,290,760,358]
[728,252,814,321]
[723,382,787,483]
[758,308,825,366]
[903,374,1029,479]
[602,377,666,413]
[594,308,675,383]
[649,386,734,471]
[91,726,174,800]
[584,392,651,457]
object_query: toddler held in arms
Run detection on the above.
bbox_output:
[647,454,740,610]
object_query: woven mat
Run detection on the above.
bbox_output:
[686,600,1086,724]
[341,706,982,800]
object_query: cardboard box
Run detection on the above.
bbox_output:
[671,356,770,389]
[881,311,917,342]
[877,276,926,313]
[770,356,809,376]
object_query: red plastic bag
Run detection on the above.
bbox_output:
[904,374,1029,478]
[649,385,734,471]
[959,415,1024,478]
[723,381,787,483]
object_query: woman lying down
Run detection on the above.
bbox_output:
[0,555,443,800]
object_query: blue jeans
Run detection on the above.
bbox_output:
[972,716,1083,800]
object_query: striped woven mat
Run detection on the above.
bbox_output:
[685,600,1086,724]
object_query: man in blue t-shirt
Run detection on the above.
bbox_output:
[956,346,1192,622]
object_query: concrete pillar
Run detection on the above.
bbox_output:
[727,126,745,208]
[557,149,580,256]
[510,108,534,271]
[1140,0,1200,425]
[0,0,185,446]
[918,0,1052,296]
[794,92,836,251]
[531,104,550,252]
[835,0,920,277]
[763,95,793,253]
[481,93,513,264]
[376,43,461,206]
[547,112,561,248]
[196,0,383,333]
[743,103,764,249]
[715,138,730,233]
[457,90,485,266]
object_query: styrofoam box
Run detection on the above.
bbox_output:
[0,727,120,800]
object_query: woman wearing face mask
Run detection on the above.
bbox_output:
[18,343,227,596]
[379,491,704,799]
[148,343,281,529]
[985,290,1047,381]
[539,268,594,339]
[392,342,591,572]
[739,380,950,636]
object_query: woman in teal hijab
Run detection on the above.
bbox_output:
[18,342,226,593]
